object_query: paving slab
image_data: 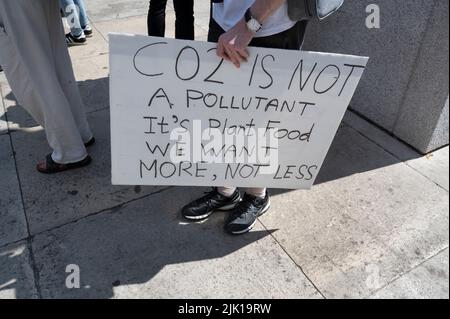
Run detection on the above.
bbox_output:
[405,147,449,191]
[65,25,109,62]
[0,81,38,133]
[192,0,212,35]
[344,111,450,190]
[260,124,449,299]
[0,71,6,85]
[10,109,165,235]
[32,186,321,299]
[87,0,151,23]
[94,15,150,38]
[0,135,28,247]
[72,54,110,114]
[87,0,211,29]
[94,13,208,42]
[371,248,449,299]
[0,241,38,299]
[0,84,7,135]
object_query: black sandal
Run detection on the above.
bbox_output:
[37,154,92,174]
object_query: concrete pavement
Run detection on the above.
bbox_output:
[0,0,448,299]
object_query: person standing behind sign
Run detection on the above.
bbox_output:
[0,0,94,174]
[147,0,195,40]
[181,0,308,235]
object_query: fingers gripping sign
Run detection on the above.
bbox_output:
[215,0,288,68]
[217,19,253,68]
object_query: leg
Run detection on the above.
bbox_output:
[217,187,238,198]
[207,16,225,43]
[148,0,168,37]
[73,0,89,29]
[181,17,241,221]
[217,21,308,234]
[242,188,267,198]
[0,25,46,126]
[173,0,194,40]
[59,0,84,37]
[0,0,87,164]
[47,0,93,143]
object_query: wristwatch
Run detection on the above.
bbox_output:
[245,8,262,33]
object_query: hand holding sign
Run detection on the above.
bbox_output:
[217,19,253,68]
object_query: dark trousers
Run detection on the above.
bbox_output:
[147,0,195,40]
[208,17,308,50]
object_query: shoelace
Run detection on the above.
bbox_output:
[230,200,254,219]
[192,188,220,207]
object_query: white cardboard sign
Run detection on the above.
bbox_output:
[110,33,368,189]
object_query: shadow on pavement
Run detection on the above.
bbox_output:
[32,188,276,298]
[0,242,37,299]
[0,207,275,299]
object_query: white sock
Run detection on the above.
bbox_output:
[244,188,267,199]
[217,187,237,198]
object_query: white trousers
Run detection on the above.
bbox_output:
[0,0,92,164]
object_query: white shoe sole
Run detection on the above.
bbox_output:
[183,199,242,221]
[67,41,87,47]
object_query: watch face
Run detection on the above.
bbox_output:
[248,19,261,32]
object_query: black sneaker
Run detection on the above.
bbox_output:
[83,25,93,37]
[225,193,271,235]
[182,188,242,221]
[65,33,87,46]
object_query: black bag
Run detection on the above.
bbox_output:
[288,0,345,21]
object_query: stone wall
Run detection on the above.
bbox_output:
[303,0,449,153]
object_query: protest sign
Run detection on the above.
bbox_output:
[110,33,368,189]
